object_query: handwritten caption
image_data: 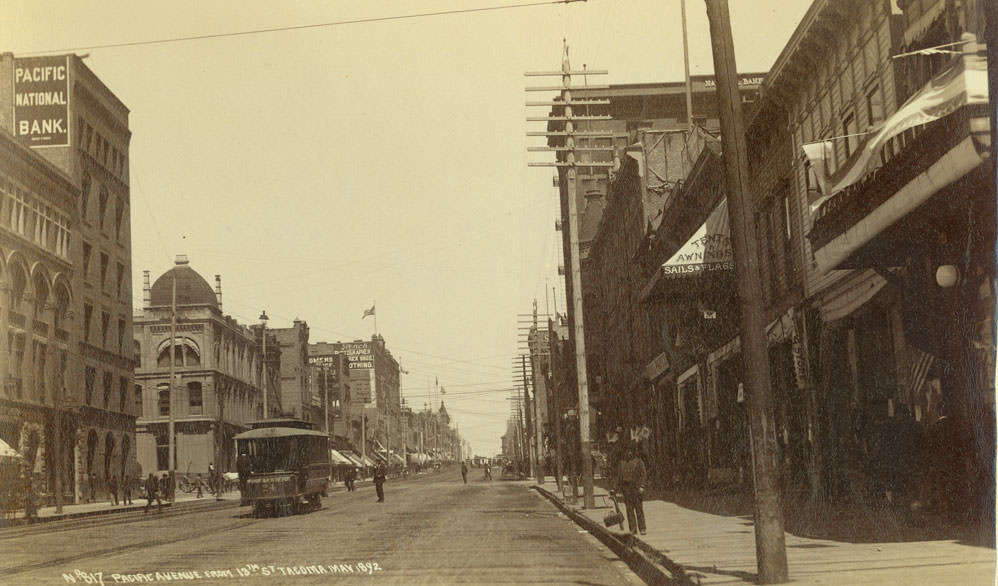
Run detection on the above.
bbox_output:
[62,563,384,584]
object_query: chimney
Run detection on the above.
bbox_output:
[142,270,151,309]
[215,274,222,310]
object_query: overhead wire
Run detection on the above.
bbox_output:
[19,0,589,56]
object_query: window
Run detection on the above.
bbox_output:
[158,383,170,416]
[866,85,884,127]
[119,376,129,412]
[103,371,113,409]
[188,382,203,415]
[842,112,859,158]
[114,197,124,240]
[9,333,25,397]
[85,125,93,154]
[10,188,27,236]
[100,311,110,348]
[156,432,169,471]
[82,242,92,278]
[55,214,70,258]
[117,318,126,353]
[100,252,109,289]
[36,342,46,403]
[81,174,91,222]
[98,188,109,230]
[134,384,143,417]
[83,303,93,342]
[116,263,125,298]
[85,366,96,405]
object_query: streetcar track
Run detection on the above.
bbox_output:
[0,515,258,578]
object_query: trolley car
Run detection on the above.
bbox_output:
[235,419,329,517]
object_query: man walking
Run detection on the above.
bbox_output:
[461,462,468,484]
[618,446,647,535]
[373,466,386,502]
[144,473,162,514]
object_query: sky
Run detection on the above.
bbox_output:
[7,0,812,457]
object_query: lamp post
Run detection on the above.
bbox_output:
[259,310,269,418]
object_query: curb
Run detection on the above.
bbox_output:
[2,496,239,530]
[533,485,691,586]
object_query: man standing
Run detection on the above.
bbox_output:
[122,473,133,505]
[88,472,97,503]
[144,473,162,514]
[461,462,468,484]
[373,466,386,502]
[236,451,251,495]
[618,446,647,535]
[108,474,119,506]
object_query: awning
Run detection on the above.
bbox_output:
[640,199,733,302]
[359,455,377,467]
[342,451,366,468]
[329,449,353,466]
[813,134,988,274]
[0,438,22,460]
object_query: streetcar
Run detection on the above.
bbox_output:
[235,419,329,517]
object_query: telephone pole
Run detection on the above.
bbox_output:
[525,42,612,509]
[704,1,788,582]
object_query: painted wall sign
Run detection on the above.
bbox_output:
[13,56,70,147]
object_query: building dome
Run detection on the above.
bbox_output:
[149,255,218,309]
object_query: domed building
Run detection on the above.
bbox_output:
[133,255,279,478]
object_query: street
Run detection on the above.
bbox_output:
[1,471,643,585]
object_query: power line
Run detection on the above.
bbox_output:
[20,0,588,56]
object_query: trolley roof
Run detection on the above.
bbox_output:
[235,426,329,440]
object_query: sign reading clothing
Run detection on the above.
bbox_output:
[13,56,70,148]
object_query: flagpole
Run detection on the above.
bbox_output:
[373,300,378,336]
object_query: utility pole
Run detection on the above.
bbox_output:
[259,310,269,418]
[520,354,535,479]
[323,365,331,480]
[215,383,224,501]
[525,42,612,510]
[704,1,788,582]
[168,275,176,502]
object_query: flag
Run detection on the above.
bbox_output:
[362,304,375,319]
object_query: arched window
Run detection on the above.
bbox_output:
[134,340,141,367]
[103,433,115,481]
[80,174,91,220]
[32,274,48,320]
[120,435,130,480]
[156,338,200,368]
[53,284,70,332]
[98,187,109,230]
[8,263,26,312]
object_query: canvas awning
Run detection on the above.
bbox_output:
[329,449,353,466]
[0,438,22,459]
[640,199,733,302]
[342,451,366,468]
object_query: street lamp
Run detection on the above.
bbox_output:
[259,310,269,418]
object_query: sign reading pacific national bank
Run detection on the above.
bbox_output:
[13,56,70,148]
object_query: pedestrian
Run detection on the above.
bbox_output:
[22,469,38,523]
[195,474,205,498]
[144,473,162,514]
[618,446,647,535]
[109,474,119,506]
[236,451,251,495]
[461,462,468,484]
[123,473,133,505]
[207,462,216,495]
[373,466,386,502]
[160,473,171,501]
[346,466,357,492]
[88,472,97,503]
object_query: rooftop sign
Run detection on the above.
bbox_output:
[13,56,70,148]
